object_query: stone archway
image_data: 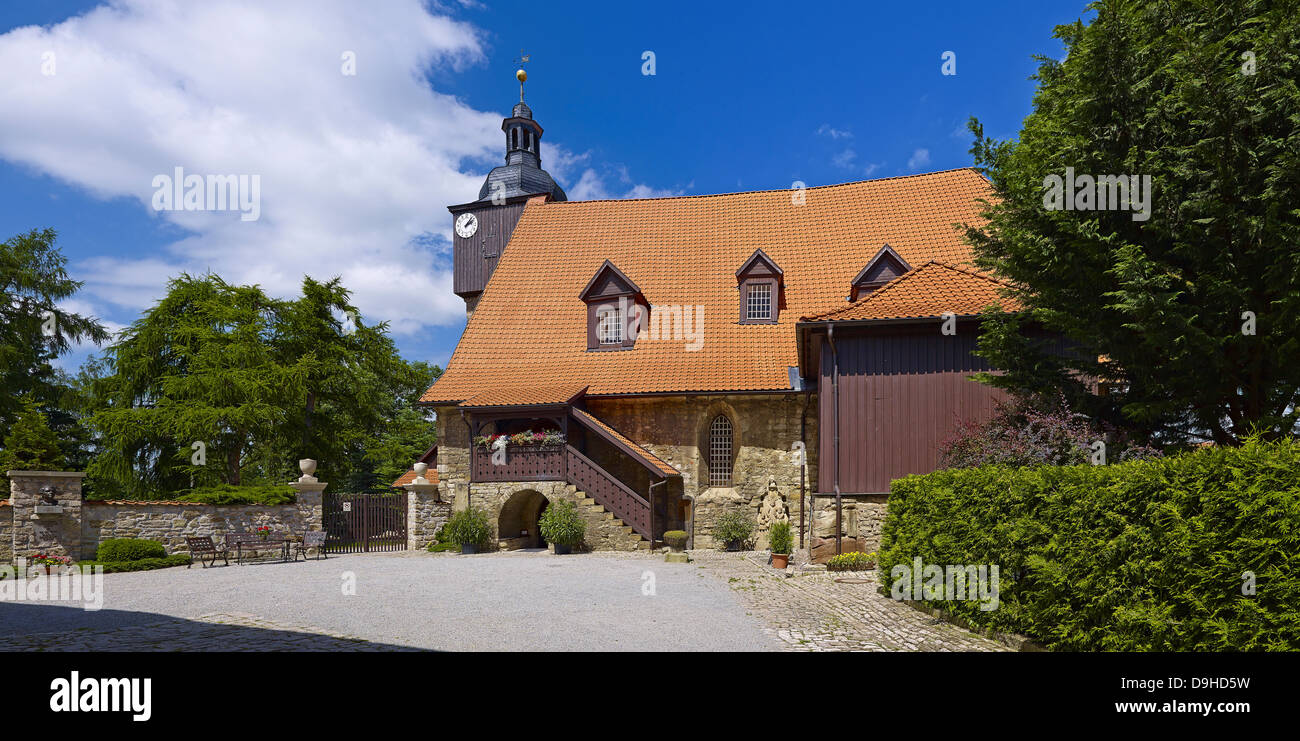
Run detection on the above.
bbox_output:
[497,489,549,550]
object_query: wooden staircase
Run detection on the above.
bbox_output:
[563,484,652,551]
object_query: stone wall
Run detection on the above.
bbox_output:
[0,502,11,563]
[408,492,450,550]
[4,469,455,562]
[8,471,86,561]
[82,501,312,559]
[809,494,889,563]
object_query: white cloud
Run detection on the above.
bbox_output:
[817,124,853,140]
[0,0,499,339]
[831,148,858,169]
[907,148,932,170]
[562,158,686,201]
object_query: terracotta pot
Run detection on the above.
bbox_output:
[771,553,790,569]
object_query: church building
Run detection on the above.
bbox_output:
[414,75,1020,559]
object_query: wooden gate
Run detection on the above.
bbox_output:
[323,492,407,553]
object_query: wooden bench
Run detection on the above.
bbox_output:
[185,536,229,568]
[294,531,327,561]
[225,532,289,565]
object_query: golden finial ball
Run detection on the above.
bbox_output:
[516,68,527,83]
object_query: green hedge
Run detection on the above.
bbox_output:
[76,555,192,573]
[175,484,297,505]
[878,438,1300,651]
[96,538,166,562]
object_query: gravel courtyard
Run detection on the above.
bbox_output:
[0,550,1006,652]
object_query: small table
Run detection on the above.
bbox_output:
[233,538,289,565]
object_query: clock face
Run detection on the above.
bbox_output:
[455,212,479,238]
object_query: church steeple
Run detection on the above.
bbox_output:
[474,67,566,203]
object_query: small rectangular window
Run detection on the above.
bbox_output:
[747,283,772,321]
[597,307,624,345]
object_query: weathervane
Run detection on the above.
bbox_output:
[514,50,530,102]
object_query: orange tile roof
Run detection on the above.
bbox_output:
[800,261,1021,322]
[392,467,439,488]
[423,169,993,402]
[460,383,588,408]
[571,409,680,477]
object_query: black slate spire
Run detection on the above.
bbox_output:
[476,84,567,203]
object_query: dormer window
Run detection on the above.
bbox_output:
[736,249,783,324]
[580,260,646,350]
[851,244,911,301]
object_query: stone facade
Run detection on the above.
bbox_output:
[469,480,649,551]
[407,489,450,550]
[433,392,820,552]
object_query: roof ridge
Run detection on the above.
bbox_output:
[537,167,986,205]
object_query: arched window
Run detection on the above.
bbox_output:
[511,128,518,149]
[709,415,733,487]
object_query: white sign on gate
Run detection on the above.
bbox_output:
[342,502,352,512]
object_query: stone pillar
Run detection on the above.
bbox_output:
[403,462,441,550]
[8,470,87,561]
[287,459,326,532]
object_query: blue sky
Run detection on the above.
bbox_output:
[0,0,1088,372]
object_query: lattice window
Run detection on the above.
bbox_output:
[747,283,772,321]
[597,306,624,345]
[709,415,733,486]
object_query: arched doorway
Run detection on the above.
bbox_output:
[498,489,549,549]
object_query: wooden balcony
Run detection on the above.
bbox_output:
[471,444,566,482]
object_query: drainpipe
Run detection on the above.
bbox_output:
[799,387,810,552]
[828,323,842,557]
[649,477,667,550]
[460,409,474,510]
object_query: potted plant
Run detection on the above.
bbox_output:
[663,530,688,553]
[768,520,793,569]
[538,499,585,554]
[256,525,272,541]
[30,553,73,576]
[445,507,492,554]
[712,510,756,552]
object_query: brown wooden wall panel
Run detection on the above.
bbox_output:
[818,323,1007,494]
[452,201,527,296]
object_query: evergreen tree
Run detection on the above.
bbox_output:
[966,0,1300,445]
[0,396,66,489]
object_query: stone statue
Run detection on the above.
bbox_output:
[38,485,58,506]
[757,475,788,529]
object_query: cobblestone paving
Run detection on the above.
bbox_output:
[683,551,1009,652]
[0,612,418,652]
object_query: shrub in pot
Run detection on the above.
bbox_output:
[768,520,793,569]
[712,510,756,551]
[538,499,585,554]
[663,530,688,552]
[445,507,492,554]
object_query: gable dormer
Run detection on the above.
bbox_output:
[580,260,646,350]
[735,249,784,324]
[850,244,911,301]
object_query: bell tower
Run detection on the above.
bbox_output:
[449,65,567,317]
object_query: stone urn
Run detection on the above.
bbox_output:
[412,462,429,484]
[299,459,317,479]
